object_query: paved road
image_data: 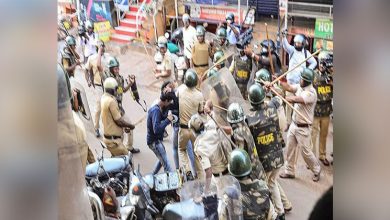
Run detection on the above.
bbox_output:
[70,47,333,220]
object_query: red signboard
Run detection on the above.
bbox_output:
[190,4,246,23]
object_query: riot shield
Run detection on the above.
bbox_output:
[201,67,251,115]
[163,176,243,220]
[58,64,94,220]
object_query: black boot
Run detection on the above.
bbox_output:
[277,213,285,220]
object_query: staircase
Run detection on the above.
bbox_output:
[111,1,151,44]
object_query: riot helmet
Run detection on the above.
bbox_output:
[227,103,245,123]
[103,77,118,96]
[300,67,314,83]
[182,13,190,26]
[213,50,225,68]
[254,68,271,85]
[293,34,306,51]
[260,39,276,55]
[318,51,333,69]
[216,27,227,44]
[65,35,76,46]
[188,114,205,134]
[158,36,168,48]
[248,84,265,106]
[207,68,218,78]
[226,13,235,24]
[184,69,198,88]
[228,149,252,178]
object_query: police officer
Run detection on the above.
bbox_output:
[210,27,230,60]
[79,20,97,63]
[229,43,253,99]
[228,149,277,220]
[254,68,288,132]
[101,77,136,156]
[58,63,94,220]
[311,51,333,166]
[85,40,110,137]
[225,13,240,45]
[244,39,282,75]
[177,69,205,179]
[182,13,197,67]
[246,84,290,219]
[267,68,322,182]
[227,103,266,181]
[155,36,174,82]
[191,25,211,87]
[282,32,317,127]
[61,35,81,77]
[102,57,140,153]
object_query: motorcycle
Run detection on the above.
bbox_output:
[123,165,192,219]
[86,147,135,220]
[162,176,243,220]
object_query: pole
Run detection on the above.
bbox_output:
[174,0,178,29]
[238,0,241,26]
[265,23,275,76]
[214,104,228,112]
[285,0,288,31]
[260,80,311,124]
[201,51,235,81]
[270,49,321,85]
[208,113,238,150]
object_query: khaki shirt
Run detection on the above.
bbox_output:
[177,85,204,125]
[101,93,123,136]
[86,52,110,85]
[194,119,227,174]
[291,84,317,124]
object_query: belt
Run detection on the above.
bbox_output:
[95,84,102,87]
[104,135,122,140]
[179,124,189,129]
[193,63,208,67]
[294,122,310,128]
[212,169,229,177]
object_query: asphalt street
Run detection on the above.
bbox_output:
[68,45,333,220]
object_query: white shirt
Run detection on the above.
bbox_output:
[182,25,197,59]
[80,32,97,58]
[282,37,317,85]
[226,25,240,45]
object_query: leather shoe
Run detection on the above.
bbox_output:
[312,169,321,182]
[130,148,140,154]
[95,129,100,137]
[280,173,295,179]
[320,158,330,166]
[276,214,285,220]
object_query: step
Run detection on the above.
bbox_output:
[125,11,146,20]
[110,33,134,44]
[115,26,138,37]
[129,5,139,12]
[120,18,141,28]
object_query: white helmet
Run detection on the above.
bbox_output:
[182,13,190,23]
[103,77,118,91]
[157,36,168,48]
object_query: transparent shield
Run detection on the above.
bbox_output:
[162,176,243,220]
[201,67,251,114]
[58,101,94,220]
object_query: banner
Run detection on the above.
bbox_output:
[114,0,129,12]
[94,21,111,42]
[313,18,333,51]
[80,0,114,26]
[190,4,246,23]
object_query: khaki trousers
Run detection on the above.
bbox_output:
[285,91,294,126]
[277,182,292,209]
[104,137,129,157]
[194,66,208,88]
[284,123,321,175]
[93,86,103,130]
[311,116,330,160]
[178,128,204,180]
[124,130,134,151]
[266,168,287,215]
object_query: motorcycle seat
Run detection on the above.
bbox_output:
[86,155,130,178]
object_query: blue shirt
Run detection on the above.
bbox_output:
[147,104,171,145]
[227,25,240,45]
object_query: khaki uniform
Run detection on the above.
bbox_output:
[85,53,110,131]
[102,71,135,151]
[284,84,321,176]
[72,111,89,172]
[311,70,333,160]
[191,41,210,87]
[264,86,288,137]
[101,93,128,156]
[194,119,229,178]
[61,48,77,74]
[177,85,204,178]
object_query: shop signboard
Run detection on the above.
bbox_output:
[313,18,333,51]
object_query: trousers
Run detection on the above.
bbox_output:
[104,137,128,157]
[284,123,321,175]
[266,168,290,215]
[149,140,173,174]
[93,86,103,130]
[311,116,330,160]
[178,127,204,180]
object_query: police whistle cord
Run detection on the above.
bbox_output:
[207,113,239,150]
[260,79,311,124]
[265,23,276,76]
[201,51,235,80]
[270,49,321,86]
[126,78,148,112]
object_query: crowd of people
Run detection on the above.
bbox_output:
[59,12,333,220]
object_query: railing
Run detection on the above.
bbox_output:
[287,2,333,19]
